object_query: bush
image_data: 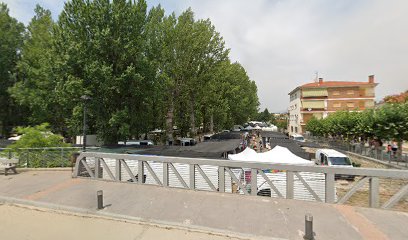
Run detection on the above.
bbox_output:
[5,123,72,167]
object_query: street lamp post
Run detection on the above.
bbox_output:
[81,95,91,152]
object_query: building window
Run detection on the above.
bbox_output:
[347,90,354,95]
[291,126,294,132]
[365,100,374,108]
[346,102,355,108]
[365,88,375,97]
[333,91,340,96]
[295,127,298,133]
[333,102,341,108]
[290,93,298,101]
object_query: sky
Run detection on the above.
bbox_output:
[2,0,408,112]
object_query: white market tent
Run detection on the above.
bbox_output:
[228,145,314,166]
[257,146,314,165]
[227,145,327,202]
[253,125,262,130]
[261,126,278,132]
[244,125,253,131]
[228,147,258,162]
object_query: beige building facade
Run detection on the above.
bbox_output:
[288,75,378,135]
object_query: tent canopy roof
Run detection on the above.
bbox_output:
[228,145,314,165]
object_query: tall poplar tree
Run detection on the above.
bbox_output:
[54,0,151,143]
[9,5,59,130]
[0,3,25,136]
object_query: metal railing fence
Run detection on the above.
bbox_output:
[74,152,408,210]
[0,147,99,168]
[308,136,408,167]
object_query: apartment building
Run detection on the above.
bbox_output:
[288,75,378,135]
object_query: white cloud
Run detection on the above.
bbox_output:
[184,0,408,111]
[2,0,408,112]
[1,0,64,24]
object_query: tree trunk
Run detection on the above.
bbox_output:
[166,99,174,145]
[189,93,196,137]
[209,114,214,133]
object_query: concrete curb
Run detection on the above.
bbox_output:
[16,167,72,172]
[0,196,283,240]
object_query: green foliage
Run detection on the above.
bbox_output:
[0,3,25,136]
[275,120,288,131]
[8,5,61,130]
[306,103,408,143]
[6,1,260,144]
[9,123,70,149]
[6,123,73,168]
[373,103,408,142]
[257,108,271,122]
[305,117,326,137]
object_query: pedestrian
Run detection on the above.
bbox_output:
[387,144,392,156]
[391,141,398,158]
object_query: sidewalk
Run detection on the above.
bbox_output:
[0,204,251,240]
[1,171,408,240]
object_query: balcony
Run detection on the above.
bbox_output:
[302,89,328,98]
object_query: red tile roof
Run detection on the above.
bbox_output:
[301,81,376,88]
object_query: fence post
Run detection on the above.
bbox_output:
[251,168,257,196]
[325,173,335,203]
[138,160,144,184]
[369,177,380,208]
[94,158,100,178]
[218,166,225,192]
[61,148,64,167]
[405,154,408,167]
[189,164,195,190]
[115,159,121,181]
[286,171,294,199]
[163,162,169,187]
[26,150,30,168]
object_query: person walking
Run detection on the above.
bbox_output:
[391,141,398,159]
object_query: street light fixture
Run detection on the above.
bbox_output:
[81,95,91,152]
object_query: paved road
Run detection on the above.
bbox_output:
[1,171,408,240]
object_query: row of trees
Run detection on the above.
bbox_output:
[0,0,259,144]
[305,102,408,151]
[255,108,288,131]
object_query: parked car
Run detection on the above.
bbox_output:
[180,138,196,146]
[290,134,305,142]
[119,140,154,146]
[315,149,354,180]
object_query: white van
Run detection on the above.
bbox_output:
[315,149,354,180]
[291,134,305,142]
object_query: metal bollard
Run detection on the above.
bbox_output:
[97,190,103,210]
[304,213,314,240]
